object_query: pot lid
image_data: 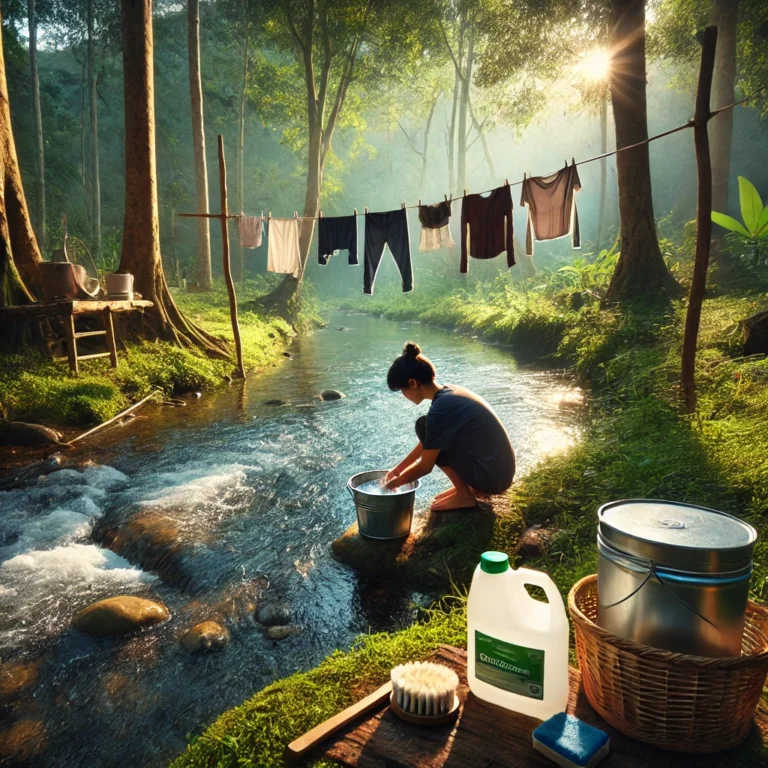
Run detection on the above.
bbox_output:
[598,499,757,573]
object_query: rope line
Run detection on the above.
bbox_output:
[178,84,766,222]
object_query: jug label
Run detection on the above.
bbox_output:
[474,631,545,700]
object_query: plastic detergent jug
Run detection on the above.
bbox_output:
[467,551,569,720]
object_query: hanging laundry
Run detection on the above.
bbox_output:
[520,161,581,256]
[418,201,455,252]
[363,209,413,295]
[239,215,263,248]
[318,215,358,265]
[267,218,301,278]
[460,185,515,273]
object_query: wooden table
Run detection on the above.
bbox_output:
[1,299,153,374]
[320,646,768,768]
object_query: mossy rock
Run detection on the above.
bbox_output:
[0,720,45,762]
[332,495,521,591]
[0,660,41,701]
[73,596,170,637]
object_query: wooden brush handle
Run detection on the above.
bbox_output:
[285,680,393,761]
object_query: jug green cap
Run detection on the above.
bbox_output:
[480,551,509,574]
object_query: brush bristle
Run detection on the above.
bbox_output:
[390,662,459,716]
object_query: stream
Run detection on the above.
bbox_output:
[0,312,582,767]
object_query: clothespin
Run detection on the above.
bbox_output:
[504,178,509,186]
[418,198,422,207]
[261,210,264,220]
[268,211,272,219]
[401,202,406,209]
[571,157,576,166]
[464,189,468,198]
[444,194,448,202]
[294,211,298,219]
[353,208,357,216]
[365,206,369,214]
[319,210,323,218]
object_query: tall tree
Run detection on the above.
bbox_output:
[187,0,212,290]
[604,0,682,301]
[237,0,249,282]
[86,0,101,257]
[119,0,227,355]
[27,0,45,253]
[0,9,41,317]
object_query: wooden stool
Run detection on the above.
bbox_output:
[60,305,118,375]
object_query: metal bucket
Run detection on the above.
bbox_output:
[597,499,757,657]
[347,470,420,540]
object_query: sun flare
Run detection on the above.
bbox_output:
[579,48,611,81]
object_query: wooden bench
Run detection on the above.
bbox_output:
[1,299,153,374]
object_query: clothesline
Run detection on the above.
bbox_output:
[178,83,765,223]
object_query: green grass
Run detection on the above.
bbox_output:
[0,280,310,427]
[174,249,768,768]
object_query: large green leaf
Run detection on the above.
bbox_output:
[711,211,751,238]
[756,206,768,239]
[738,176,763,234]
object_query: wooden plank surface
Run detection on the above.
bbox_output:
[321,646,768,768]
[0,299,153,317]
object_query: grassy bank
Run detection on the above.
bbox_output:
[0,280,316,428]
[173,253,768,767]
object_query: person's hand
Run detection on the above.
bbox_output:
[384,469,398,484]
[383,471,402,490]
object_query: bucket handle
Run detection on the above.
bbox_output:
[519,567,565,612]
[600,557,719,629]
[346,482,355,499]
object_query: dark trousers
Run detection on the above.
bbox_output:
[363,209,413,295]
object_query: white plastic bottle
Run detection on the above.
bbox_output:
[467,551,569,720]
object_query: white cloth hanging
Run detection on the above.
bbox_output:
[419,224,455,252]
[267,218,301,277]
[239,215,263,248]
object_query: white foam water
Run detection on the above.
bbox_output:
[356,478,402,495]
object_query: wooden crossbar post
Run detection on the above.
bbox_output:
[175,136,245,380]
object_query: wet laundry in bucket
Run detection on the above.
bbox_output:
[355,479,401,495]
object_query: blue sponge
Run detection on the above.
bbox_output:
[532,713,610,768]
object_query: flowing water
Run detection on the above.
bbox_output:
[0,312,582,767]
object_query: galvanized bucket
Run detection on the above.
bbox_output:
[597,499,757,657]
[347,470,420,540]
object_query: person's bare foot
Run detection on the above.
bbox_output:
[431,489,477,512]
[432,487,455,503]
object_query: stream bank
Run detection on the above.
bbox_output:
[174,280,768,768]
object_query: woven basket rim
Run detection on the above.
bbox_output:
[568,574,768,668]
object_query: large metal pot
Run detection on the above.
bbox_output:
[597,499,757,657]
[347,470,420,540]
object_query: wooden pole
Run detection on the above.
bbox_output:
[681,26,718,414]
[218,134,246,379]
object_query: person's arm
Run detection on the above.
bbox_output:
[385,443,423,484]
[384,448,439,489]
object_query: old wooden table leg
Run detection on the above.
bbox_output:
[104,308,118,368]
[65,309,79,375]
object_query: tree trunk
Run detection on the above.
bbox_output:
[87,0,101,258]
[419,95,438,192]
[448,67,459,191]
[710,0,737,218]
[0,10,41,343]
[237,34,248,283]
[119,0,227,357]
[188,0,212,290]
[681,26,717,414]
[28,0,45,255]
[596,93,608,251]
[457,25,474,193]
[604,0,683,302]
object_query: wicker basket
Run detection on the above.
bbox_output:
[569,574,768,753]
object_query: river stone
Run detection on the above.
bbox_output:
[181,621,229,653]
[257,604,292,626]
[331,494,519,591]
[319,389,345,401]
[0,720,45,763]
[515,525,553,560]
[264,399,288,406]
[0,421,64,447]
[73,596,170,637]
[0,660,40,701]
[264,625,297,641]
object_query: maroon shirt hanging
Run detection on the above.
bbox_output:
[460,185,515,273]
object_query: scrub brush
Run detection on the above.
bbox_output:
[389,661,460,725]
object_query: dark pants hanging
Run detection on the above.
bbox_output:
[363,209,413,295]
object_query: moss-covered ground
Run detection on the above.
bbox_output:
[0,280,318,428]
[173,248,768,768]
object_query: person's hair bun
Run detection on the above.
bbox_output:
[403,341,421,359]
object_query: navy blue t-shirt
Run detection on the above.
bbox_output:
[422,385,515,494]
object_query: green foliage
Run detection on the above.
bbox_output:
[712,176,768,266]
